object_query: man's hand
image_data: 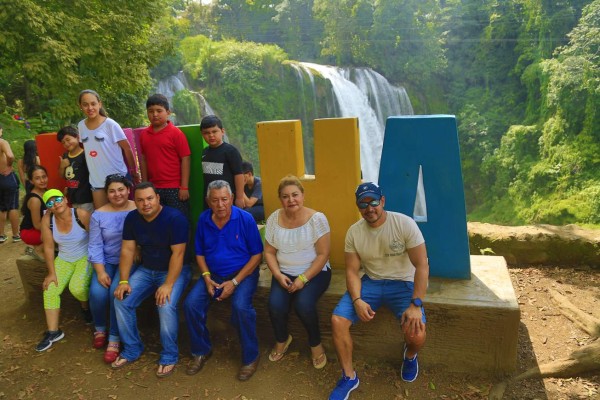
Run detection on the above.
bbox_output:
[216,280,236,301]
[42,273,58,291]
[354,299,376,322]
[114,283,131,300]
[401,304,425,338]
[155,283,173,306]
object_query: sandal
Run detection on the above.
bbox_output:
[156,364,176,378]
[312,352,327,369]
[268,334,292,362]
[111,356,131,370]
[104,342,120,364]
[93,331,107,349]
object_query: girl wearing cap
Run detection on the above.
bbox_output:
[88,174,137,363]
[264,175,331,369]
[35,189,92,352]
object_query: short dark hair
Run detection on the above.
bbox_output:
[134,181,157,194]
[241,161,254,174]
[104,174,133,192]
[56,126,79,142]
[200,115,223,130]
[146,94,170,111]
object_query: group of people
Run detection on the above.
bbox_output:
[6,89,429,399]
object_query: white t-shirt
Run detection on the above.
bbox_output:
[265,209,331,276]
[78,118,128,188]
[345,211,425,281]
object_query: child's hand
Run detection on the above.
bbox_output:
[179,188,189,201]
[59,156,69,169]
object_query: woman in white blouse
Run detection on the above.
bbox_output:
[264,175,331,369]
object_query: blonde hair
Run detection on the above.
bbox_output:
[278,175,304,197]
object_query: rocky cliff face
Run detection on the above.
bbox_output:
[468,222,600,266]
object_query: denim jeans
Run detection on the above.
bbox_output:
[114,265,191,365]
[184,268,259,365]
[268,268,331,347]
[89,263,137,342]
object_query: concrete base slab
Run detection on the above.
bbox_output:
[255,254,519,376]
[16,255,519,376]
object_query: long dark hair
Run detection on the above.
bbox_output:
[22,140,38,170]
[78,89,108,117]
[21,165,48,215]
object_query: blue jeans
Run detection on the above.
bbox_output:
[114,265,191,365]
[90,263,137,342]
[184,268,259,365]
[268,268,331,347]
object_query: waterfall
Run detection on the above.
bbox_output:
[155,72,215,122]
[298,63,413,182]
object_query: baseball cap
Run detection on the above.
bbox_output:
[43,189,64,204]
[355,182,383,202]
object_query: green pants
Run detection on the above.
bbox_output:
[43,255,92,310]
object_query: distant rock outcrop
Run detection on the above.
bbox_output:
[468,222,600,266]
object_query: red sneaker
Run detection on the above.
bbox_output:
[93,331,107,349]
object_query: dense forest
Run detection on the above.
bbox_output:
[0,0,598,226]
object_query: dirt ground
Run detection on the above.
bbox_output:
[0,238,599,400]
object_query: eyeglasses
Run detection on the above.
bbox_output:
[45,197,64,208]
[357,199,381,209]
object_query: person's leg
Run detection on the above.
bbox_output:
[114,266,155,362]
[108,264,137,343]
[331,302,357,377]
[0,210,6,239]
[292,269,331,348]
[8,209,19,237]
[385,280,427,357]
[68,256,93,321]
[89,263,117,334]
[91,190,108,209]
[155,265,191,366]
[43,257,76,328]
[183,275,214,356]
[230,269,259,365]
[268,275,293,345]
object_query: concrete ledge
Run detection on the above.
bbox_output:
[16,254,518,376]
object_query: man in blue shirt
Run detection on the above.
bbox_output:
[112,182,191,378]
[184,180,263,381]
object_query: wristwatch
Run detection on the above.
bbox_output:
[411,298,423,307]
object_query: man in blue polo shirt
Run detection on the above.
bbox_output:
[113,182,191,378]
[184,180,263,381]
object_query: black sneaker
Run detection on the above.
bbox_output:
[81,308,93,325]
[36,330,65,352]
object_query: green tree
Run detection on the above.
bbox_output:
[0,0,173,127]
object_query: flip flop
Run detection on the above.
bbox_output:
[111,356,130,370]
[156,364,176,378]
[268,334,293,362]
[312,352,327,369]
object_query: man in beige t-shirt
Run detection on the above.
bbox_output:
[0,125,21,243]
[329,182,429,400]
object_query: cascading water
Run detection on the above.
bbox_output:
[296,63,413,182]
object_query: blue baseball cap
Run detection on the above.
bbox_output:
[355,182,383,202]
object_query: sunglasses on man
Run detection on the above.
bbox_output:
[357,199,381,209]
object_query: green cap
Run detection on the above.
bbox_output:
[42,189,64,204]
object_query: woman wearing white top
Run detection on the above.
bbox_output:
[264,175,331,369]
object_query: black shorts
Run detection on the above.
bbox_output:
[0,172,19,211]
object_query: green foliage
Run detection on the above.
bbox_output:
[0,0,172,128]
[172,89,201,125]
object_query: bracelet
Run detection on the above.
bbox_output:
[352,297,361,305]
[298,274,309,284]
[179,187,189,190]
[202,271,211,276]
[232,278,239,287]
[119,280,129,285]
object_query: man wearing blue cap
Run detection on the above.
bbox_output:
[329,182,429,400]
